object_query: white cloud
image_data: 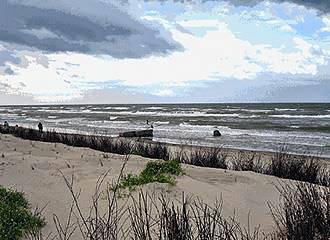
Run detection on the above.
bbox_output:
[280,24,295,32]
[320,16,330,32]
[178,19,221,28]
[153,89,174,97]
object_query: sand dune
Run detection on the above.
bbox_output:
[0,133,289,238]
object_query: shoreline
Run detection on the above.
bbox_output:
[1,125,329,162]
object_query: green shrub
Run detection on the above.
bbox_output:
[117,160,183,191]
[0,186,45,240]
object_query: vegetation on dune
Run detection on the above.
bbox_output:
[177,147,228,169]
[117,160,184,191]
[0,186,45,240]
[1,126,329,187]
[269,181,330,240]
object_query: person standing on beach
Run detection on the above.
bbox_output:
[38,122,43,133]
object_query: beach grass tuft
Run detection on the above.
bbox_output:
[269,181,330,240]
[264,147,330,186]
[117,160,183,191]
[176,147,228,169]
[232,151,265,172]
[133,141,170,160]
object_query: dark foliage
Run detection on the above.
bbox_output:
[134,142,170,160]
[269,181,330,240]
[176,147,228,170]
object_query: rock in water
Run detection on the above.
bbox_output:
[213,130,221,137]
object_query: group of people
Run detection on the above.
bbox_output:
[2,121,44,133]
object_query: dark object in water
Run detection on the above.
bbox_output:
[119,129,153,137]
[213,130,221,137]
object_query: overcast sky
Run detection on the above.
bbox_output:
[0,0,330,104]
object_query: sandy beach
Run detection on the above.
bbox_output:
[0,132,328,239]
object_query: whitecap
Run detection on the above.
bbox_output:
[154,121,169,125]
[104,107,130,110]
[275,108,298,111]
[144,107,164,110]
[270,114,330,119]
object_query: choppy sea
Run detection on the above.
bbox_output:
[1,103,330,158]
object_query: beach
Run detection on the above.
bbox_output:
[2,131,327,239]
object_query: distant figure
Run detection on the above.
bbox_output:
[3,121,9,128]
[38,122,43,133]
[150,124,154,129]
[147,119,149,125]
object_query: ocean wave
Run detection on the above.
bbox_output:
[179,122,231,130]
[82,110,92,113]
[36,109,108,114]
[26,118,40,121]
[154,121,170,125]
[238,115,259,118]
[241,109,272,113]
[0,113,18,117]
[106,111,240,118]
[48,116,57,119]
[275,108,298,111]
[104,107,130,110]
[144,107,165,110]
[109,116,118,120]
[270,114,330,119]
[108,120,130,124]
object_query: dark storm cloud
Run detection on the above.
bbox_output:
[0,0,180,58]
[225,0,330,14]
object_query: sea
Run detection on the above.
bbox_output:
[1,103,330,158]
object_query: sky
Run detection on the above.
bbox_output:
[0,0,330,104]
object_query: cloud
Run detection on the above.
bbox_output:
[153,89,175,97]
[320,16,330,32]
[0,46,50,76]
[225,0,330,14]
[4,67,14,75]
[0,0,180,58]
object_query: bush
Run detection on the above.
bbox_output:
[117,160,183,190]
[0,186,45,240]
